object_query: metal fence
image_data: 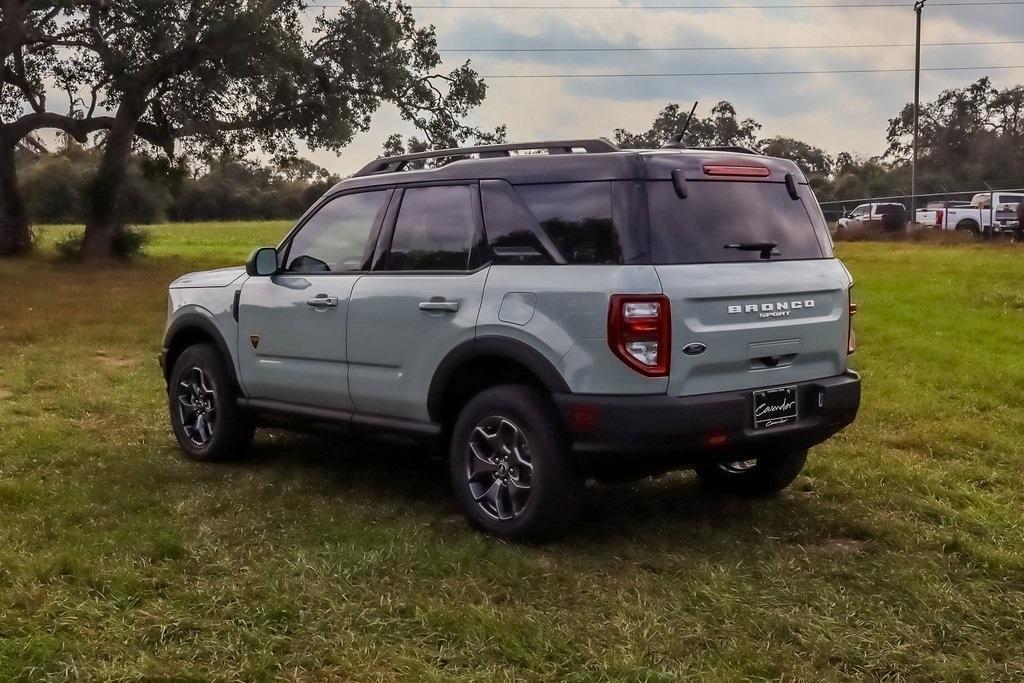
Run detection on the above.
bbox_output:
[819,186,1024,226]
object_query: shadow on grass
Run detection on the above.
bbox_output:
[212,430,863,552]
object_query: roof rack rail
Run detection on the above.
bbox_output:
[353,139,621,177]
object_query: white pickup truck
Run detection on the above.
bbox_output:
[836,202,906,231]
[915,192,1024,235]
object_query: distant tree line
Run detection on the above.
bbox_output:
[615,78,1024,206]
[15,141,338,224]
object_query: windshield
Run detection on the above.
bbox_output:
[647,180,832,264]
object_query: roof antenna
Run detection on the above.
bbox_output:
[662,101,698,149]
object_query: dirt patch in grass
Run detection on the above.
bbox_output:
[816,538,868,555]
[94,350,135,368]
[976,289,1024,312]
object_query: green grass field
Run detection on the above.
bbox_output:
[3,223,1024,680]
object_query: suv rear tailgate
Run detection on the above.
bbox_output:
[656,260,850,396]
[643,152,851,397]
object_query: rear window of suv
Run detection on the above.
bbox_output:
[647,180,833,264]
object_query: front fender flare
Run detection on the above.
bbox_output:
[162,308,240,391]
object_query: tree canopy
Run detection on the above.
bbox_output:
[0,0,499,258]
[613,101,761,150]
[886,77,1024,189]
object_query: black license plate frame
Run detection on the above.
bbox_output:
[753,385,798,430]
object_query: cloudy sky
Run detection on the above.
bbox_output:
[306,0,1024,176]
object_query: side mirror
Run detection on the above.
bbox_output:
[246,247,279,276]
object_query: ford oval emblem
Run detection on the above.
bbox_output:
[682,342,707,356]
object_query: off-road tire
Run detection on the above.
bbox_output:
[449,384,581,541]
[694,450,807,496]
[168,343,254,461]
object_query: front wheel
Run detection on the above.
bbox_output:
[694,450,807,496]
[168,343,254,461]
[449,384,581,541]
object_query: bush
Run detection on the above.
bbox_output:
[22,155,91,223]
[833,225,991,245]
[53,227,151,262]
[53,232,82,261]
[22,148,171,225]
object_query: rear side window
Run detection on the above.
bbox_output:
[516,182,623,265]
[647,180,831,264]
[386,185,479,271]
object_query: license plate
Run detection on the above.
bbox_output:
[753,386,798,429]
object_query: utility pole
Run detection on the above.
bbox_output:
[911,0,928,221]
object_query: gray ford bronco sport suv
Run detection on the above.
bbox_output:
[161,139,861,540]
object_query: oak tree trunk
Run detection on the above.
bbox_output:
[0,133,32,257]
[81,102,142,261]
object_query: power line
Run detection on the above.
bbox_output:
[310,1,1024,9]
[440,39,1024,52]
[479,63,1024,77]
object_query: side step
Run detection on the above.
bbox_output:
[237,398,442,438]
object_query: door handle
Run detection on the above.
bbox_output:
[306,296,338,308]
[419,300,460,313]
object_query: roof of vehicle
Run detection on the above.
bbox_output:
[330,140,808,194]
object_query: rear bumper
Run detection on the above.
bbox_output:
[553,372,860,462]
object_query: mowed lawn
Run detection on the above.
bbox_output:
[3,223,1024,681]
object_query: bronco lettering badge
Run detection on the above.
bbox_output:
[727,299,815,319]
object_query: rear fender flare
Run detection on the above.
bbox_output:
[427,336,570,422]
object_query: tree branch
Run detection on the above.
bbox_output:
[4,111,173,152]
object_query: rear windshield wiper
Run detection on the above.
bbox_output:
[724,241,779,260]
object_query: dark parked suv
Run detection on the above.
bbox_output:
[162,139,861,540]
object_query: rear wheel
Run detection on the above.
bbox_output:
[168,343,254,461]
[955,219,980,235]
[449,384,581,541]
[694,450,807,496]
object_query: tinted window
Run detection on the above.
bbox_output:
[648,180,831,264]
[286,190,389,272]
[516,182,623,265]
[387,185,477,271]
[875,203,905,214]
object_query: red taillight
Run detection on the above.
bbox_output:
[570,406,598,429]
[702,164,770,178]
[848,295,857,355]
[608,294,671,377]
[705,431,729,447]
[935,209,943,227]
